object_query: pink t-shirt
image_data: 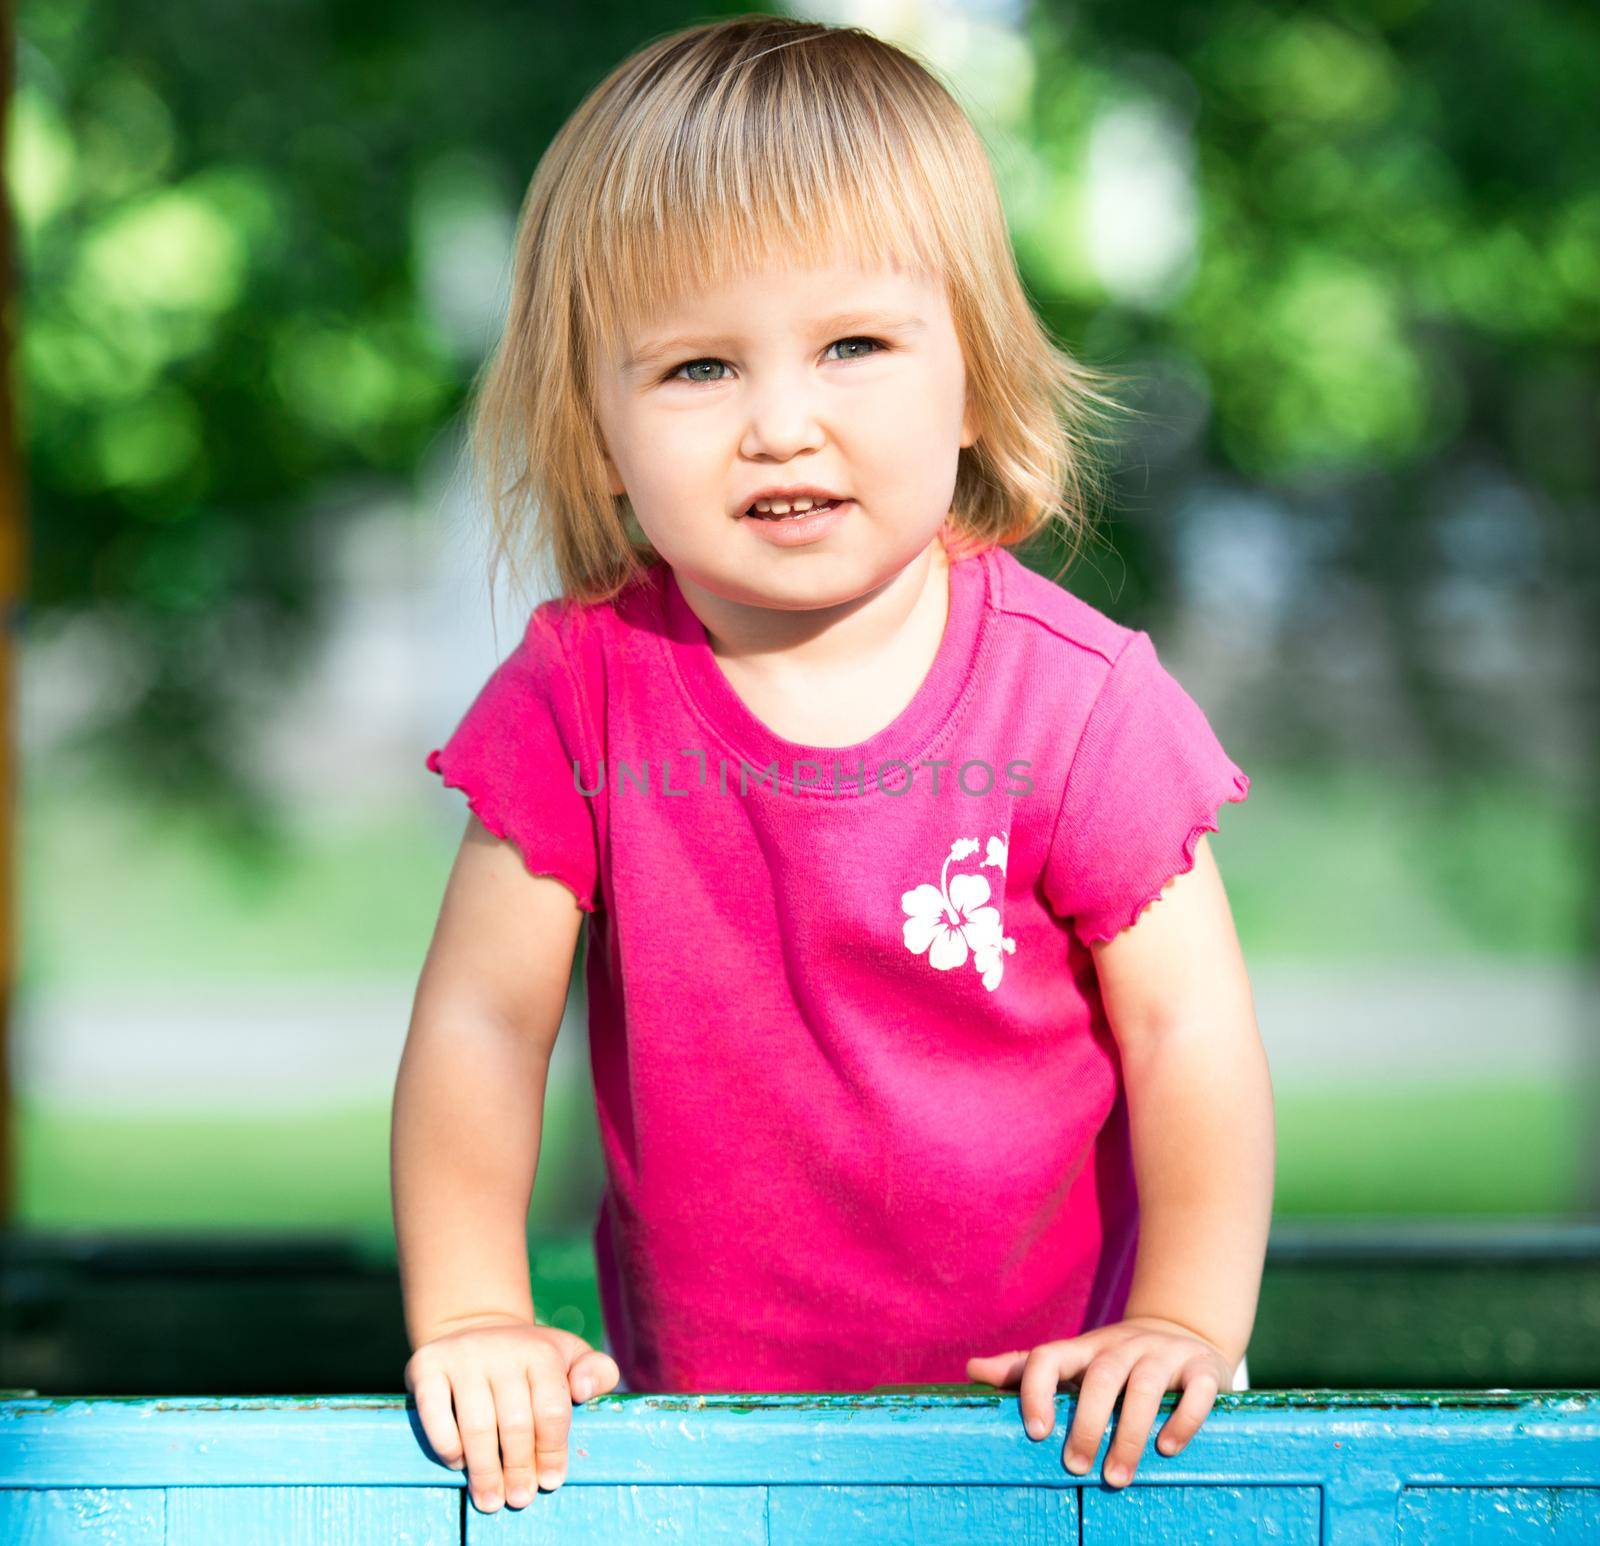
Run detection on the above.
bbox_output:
[425,542,1250,1393]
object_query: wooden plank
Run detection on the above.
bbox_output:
[167,1486,457,1545]
[10,1223,1600,1396]
[1399,1486,1600,1543]
[480,1484,766,1541]
[0,1488,164,1544]
[1083,1484,1320,1543]
[767,1484,1076,1543]
[1,1388,1597,1545]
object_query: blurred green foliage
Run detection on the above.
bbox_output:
[1019,3,1597,850]
[10,0,751,832]
[9,0,1597,896]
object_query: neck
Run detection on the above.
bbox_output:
[677,532,952,680]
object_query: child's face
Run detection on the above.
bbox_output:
[594,257,978,613]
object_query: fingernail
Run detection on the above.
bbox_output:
[1026,1418,1046,1438]
[477,1491,501,1511]
[573,1376,594,1401]
[1065,1453,1087,1474]
[1105,1465,1127,1486]
[506,1487,531,1507]
[539,1468,564,1490]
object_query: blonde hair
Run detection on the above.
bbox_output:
[469,12,1131,612]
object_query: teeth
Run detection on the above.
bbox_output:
[751,496,834,516]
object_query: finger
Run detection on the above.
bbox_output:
[1102,1356,1175,1487]
[1063,1351,1136,1476]
[1016,1346,1069,1440]
[408,1365,464,1471]
[569,1349,622,1402]
[1156,1362,1222,1457]
[966,1349,1030,1388]
[488,1367,536,1509]
[451,1375,506,1513]
[531,1363,575,1491]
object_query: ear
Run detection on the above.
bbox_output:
[960,393,980,449]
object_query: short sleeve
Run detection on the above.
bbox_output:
[425,607,600,914]
[1042,629,1249,947]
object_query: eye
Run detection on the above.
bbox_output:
[824,335,887,362]
[667,357,730,385]
[663,336,888,385]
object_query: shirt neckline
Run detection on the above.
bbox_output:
[658,545,992,788]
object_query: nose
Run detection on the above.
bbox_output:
[738,370,827,460]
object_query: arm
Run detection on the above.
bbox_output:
[1097,832,1275,1371]
[391,812,584,1346]
[967,833,1273,1486]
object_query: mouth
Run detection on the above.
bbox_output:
[742,497,850,522]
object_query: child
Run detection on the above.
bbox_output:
[391,13,1274,1519]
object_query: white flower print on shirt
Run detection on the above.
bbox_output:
[901,830,1018,992]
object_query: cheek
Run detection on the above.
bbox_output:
[869,384,965,463]
[888,365,964,431]
[610,416,691,492]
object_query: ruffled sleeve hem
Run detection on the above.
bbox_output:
[426,746,599,916]
[1074,767,1250,947]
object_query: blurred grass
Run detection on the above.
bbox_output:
[16,1079,1587,1238]
[1273,1080,1586,1217]
[15,756,1595,1230]
[18,768,446,994]
[16,1078,605,1248]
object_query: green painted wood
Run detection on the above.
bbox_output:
[8,1223,1600,1396]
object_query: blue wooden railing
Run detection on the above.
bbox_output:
[2,1388,1598,1542]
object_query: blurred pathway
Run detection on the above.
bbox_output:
[13,959,1595,1113]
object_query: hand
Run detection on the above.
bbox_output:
[966,1316,1236,1488]
[405,1316,621,1513]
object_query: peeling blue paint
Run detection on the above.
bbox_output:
[1,1390,1596,1541]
